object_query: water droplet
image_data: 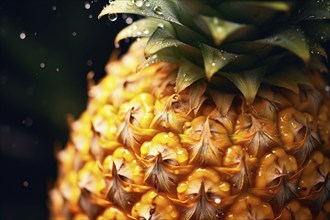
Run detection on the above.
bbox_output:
[125,17,133,24]
[22,117,33,127]
[72,32,77,37]
[19,32,26,39]
[214,197,221,204]
[84,2,91,9]
[40,63,45,68]
[325,85,330,92]
[56,68,60,72]
[88,14,93,19]
[273,36,280,41]
[211,62,215,67]
[157,23,164,29]
[52,5,57,11]
[86,60,93,66]
[134,0,144,7]
[23,181,29,187]
[144,0,150,7]
[143,29,149,35]
[108,13,118,21]
[153,5,163,15]
[109,0,114,4]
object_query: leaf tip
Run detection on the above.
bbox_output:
[98,4,111,19]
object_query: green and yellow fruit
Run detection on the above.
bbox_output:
[50,0,330,219]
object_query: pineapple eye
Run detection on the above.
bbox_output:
[164,159,179,166]
[312,182,324,192]
[267,177,282,187]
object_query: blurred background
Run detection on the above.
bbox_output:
[0,0,130,219]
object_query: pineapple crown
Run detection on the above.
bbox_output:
[99,0,329,103]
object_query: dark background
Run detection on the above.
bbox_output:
[0,0,130,219]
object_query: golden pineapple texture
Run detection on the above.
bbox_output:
[50,39,330,219]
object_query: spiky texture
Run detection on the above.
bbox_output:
[50,0,330,219]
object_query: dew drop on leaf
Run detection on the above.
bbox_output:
[134,0,144,7]
[153,5,163,15]
[40,63,45,68]
[144,0,150,7]
[108,13,118,21]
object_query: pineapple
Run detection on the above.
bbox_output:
[50,0,330,219]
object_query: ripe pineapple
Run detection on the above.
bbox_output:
[50,0,330,219]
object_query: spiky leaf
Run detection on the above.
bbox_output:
[220,67,266,104]
[217,1,291,24]
[199,16,246,45]
[200,43,238,80]
[115,18,174,45]
[144,27,189,56]
[138,47,179,71]
[258,27,310,63]
[176,58,205,93]
[98,0,182,25]
[263,66,313,94]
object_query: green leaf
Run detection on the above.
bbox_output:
[220,67,266,104]
[137,47,179,71]
[145,27,188,56]
[263,66,313,94]
[98,0,182,25]
[258,27,310,63]
[217,1,291,25]
[310,43,328,60]
[199,16,247,46]
[199,43,238,80]
[176,58,205,93]
[292,0,330,22]
[245,2,291,11]
[115,18,174,45]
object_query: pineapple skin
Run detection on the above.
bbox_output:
[50,42,330,219]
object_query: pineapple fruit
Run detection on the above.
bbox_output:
[50,0,330,219]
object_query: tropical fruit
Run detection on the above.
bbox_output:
[50,0,330,219]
